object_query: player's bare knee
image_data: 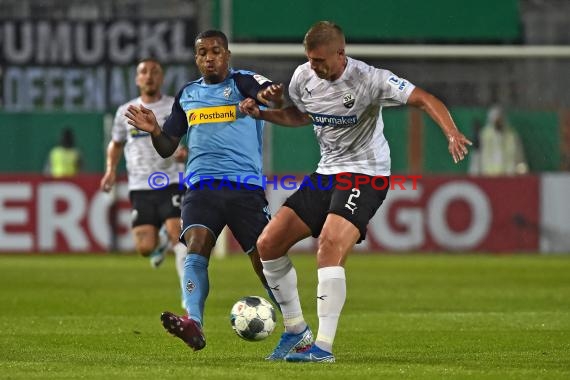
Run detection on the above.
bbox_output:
[317,232,340,254]
[184,228,216,257]
[136,242,155,257]
[256,232,275,258]
[185,231,214,255]
[185,237,207,254]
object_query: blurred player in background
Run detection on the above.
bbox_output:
[100,58,188,302]
[125,30,287,352]
[240,21,472,362]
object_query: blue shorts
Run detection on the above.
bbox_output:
[180,180,270,253]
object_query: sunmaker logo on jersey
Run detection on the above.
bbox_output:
[130,129,150,138]
[187,105,237,126]
[309,112,358,128]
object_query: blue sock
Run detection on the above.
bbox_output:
[182,253,209,325]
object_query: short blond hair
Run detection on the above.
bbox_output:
[303,21,345,51]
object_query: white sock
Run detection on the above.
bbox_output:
[262,256,306,334]
[173,242,187,308]
[315,266,346,353]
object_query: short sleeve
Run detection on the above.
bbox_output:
[111,105,128,143]
[369,68,415,107]
[234,71,273,102]
[288,66,306,113]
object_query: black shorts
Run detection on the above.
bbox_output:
[180,180,270,253]
[283,172,389,243]
[129,184,184,228]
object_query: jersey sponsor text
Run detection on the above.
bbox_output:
[309,112,358,128]
[188,105,237,126]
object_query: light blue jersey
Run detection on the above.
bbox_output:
[164,69,272,187]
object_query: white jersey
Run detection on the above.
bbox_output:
[112,95,180,191]
[289,57,415,176]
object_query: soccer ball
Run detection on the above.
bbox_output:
[230,296,276,341]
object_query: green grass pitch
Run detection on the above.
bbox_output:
[1,253,569,379]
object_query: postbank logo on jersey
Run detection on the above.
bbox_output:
[309,112,358,128]
[187,105,237,126]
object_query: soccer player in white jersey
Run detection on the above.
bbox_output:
[239,21,472,363]
[100,58,187,296]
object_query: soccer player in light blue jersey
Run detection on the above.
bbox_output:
[124,30,306,352]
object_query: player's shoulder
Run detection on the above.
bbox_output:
[179,79,202,93]
[232,69,272,83]
[231,69,273,89]
[115,97,141,113]
[293,62,312,76]
[160,94,175,106]
[174,80,202,101]
[291,62,313,83]
[347,57,388,77]
[231,68,256,76]
[347,57,399,90]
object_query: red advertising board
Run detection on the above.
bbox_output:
[0,174,131,252]
[363,176,539,252]
[0,174,539,253]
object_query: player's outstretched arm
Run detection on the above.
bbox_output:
[125,104,160,133]
[125,104,180,158]
[407,87,472,164]
[239,99,311,127]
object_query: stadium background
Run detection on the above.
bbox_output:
[1,0,569,254]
